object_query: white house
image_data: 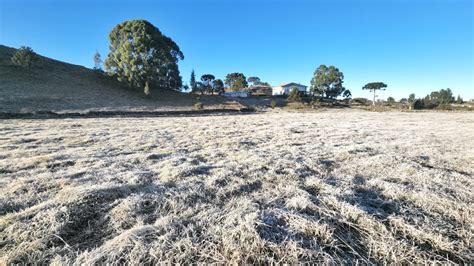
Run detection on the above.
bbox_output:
[272,83,307,96]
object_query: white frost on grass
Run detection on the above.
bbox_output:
[0,110,473,264]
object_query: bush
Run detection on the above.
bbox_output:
[11,46,38,67]
[352,98,369,105]
[194,102,203,110]
[287,87,301,102]
[413,99,424,110]
[270,100,277,109]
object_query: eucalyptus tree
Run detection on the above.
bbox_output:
[104,19,184,95]
[310,65,345,98]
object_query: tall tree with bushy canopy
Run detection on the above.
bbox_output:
[225,73,248,91]
[310,65,345,98]
[104,20,184,94]
[362,82,387,105]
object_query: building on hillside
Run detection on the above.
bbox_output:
[272,83,307,96]
[248,85,273,96]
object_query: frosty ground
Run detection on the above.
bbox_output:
[0,110,473,264]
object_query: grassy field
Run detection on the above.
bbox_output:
[1,110,473,264]
[0,45,240,113]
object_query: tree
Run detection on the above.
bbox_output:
[408,93,416,103]
[214,79,224,94]
[190,70,197,92]
[104,19,184,94]
[399,98,408,103]
[387,96,395,104]
[195,81,205,95]
[310,65,345,98]
[201,74,215,94]
[362,82,387,105]
[456,95,463,104]
[287,87,301,102]
[342,89,352,99]
[11,46,38,67]
[430,88,454,104]
[247,76,261,86]
[225,73,248,91]
[93,50,102,70]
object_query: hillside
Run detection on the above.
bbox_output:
[0,45,238,113]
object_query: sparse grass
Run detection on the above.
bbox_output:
[0,110,473,264]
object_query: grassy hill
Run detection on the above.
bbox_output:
[0,45,238,113]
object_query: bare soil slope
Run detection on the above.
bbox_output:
[1,111,473,264]
[0,45,238,113]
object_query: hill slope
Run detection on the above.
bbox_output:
[0,45,235,113]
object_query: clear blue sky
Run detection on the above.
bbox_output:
[1,0,473,100]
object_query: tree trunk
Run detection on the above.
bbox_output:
[373,90,376,106]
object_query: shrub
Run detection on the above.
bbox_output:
[270,100,277,109]
[194,102,203,110]
[11,46,38,67]
[287,87,301,102]
[352,98,369,105]
[413,99,424,110]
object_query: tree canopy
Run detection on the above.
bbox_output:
[310,65,345,98]
[104,19,184,93]
[214,79,224,94]
[225,73,248,91]
[247,76,261,86]
[362,82,388,105]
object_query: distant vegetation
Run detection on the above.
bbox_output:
[11,46,38,67]
[412,88,464,110]
[310,65,347,99]
[362,82,388,105]
[225,73,248,91]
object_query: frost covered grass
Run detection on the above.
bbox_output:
[0,110,473,264]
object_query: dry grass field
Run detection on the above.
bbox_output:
[1,110,473,264]
[0,45,240,113]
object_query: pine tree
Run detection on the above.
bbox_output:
[190,70,197,92]
[93,50,102,70]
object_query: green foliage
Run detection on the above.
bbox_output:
[342,89,352,99]
[93,50,102,70]
[190,70,197,92]
[214,79,224,94]
[352,97,369,105]
[387,96,395,104]
[11,46,38,67]
[413,99,424,110]
[104,20,184,91]
[399,98,408,103]
[201,74,215,94]
[287,87,301,102]
[362,82,387,105]
[408,93,416,103]
[310,65,345,98]
[247,76,261,86]
[225,73,248,91]
[429,88,454,105]
[270,100,277,109]
[456,95,463,104]
[362,82,387,91]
